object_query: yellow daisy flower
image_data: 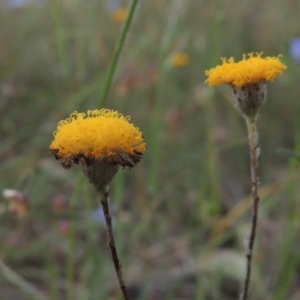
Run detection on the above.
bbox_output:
[205,53,286,87]
[171,52,190,68]
[50,109,146,170]
[112,8,128,23]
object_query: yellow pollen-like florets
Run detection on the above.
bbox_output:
[49,109,146,168]
[205,53,287,87]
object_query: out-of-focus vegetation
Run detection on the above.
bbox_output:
[1,0,300,299]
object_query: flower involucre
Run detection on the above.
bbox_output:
[205,53,287,87]
[50,109,146,169]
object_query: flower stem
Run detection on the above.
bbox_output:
[242,116,260,300]
[99,0,139,108]
[99,187,130,300]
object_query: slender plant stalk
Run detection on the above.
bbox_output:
[0,260,47,300]
[99,188,130,300]
[50,0,71,88]
[99,0,140,108]
[242,116,260,300]
[67,175,84,300]
[148,0,183,192]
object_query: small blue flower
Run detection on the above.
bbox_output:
[93,206,106,224]
[6,0,28,9]
[92,205,115,225]
[5,0,46,9]
[290,38,300,62]
[106,0,121,12]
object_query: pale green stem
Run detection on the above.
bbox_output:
[50,0,70,87]
[99,0,140,108]
[148,0,183,192]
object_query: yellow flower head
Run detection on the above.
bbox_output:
[112,8,128,23]
[49,109,146,169]
[205,53,287,87]
[171,52,190,67]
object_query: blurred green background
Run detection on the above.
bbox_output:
[1,0,300,299]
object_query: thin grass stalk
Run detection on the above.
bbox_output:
[199,0,223,219]
[66,175,84,300]
[275,230,299,299]
[205,96,221,214]
[99,188,130,300]
[275,148,300,299]
[50,0,70,87]
[0,260,47,300]
[46,247,59,300]
[148,0,183,191]
[160,0,183,57]
[99,0,140,108]
[242,116,260,300]
[274,106,300,298]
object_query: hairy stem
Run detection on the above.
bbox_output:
[242,117,260,300]
[99,188,130,300]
